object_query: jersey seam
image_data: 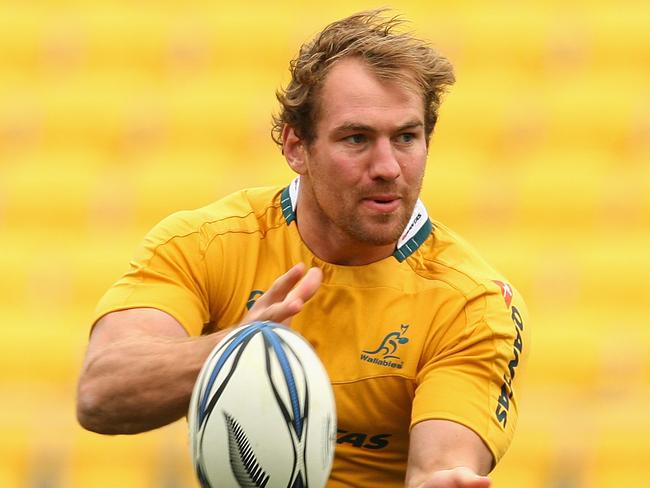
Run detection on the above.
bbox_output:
[457,290,494,448]
[117,200,283,325]
[475,301,497,448]
[421,256,484,291]
[330,373,416,384]
[202,202,284,253]
[137,200,283,269]
[408,251,484,306]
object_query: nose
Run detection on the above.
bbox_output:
[368,137,401,181]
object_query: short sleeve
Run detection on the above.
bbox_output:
[93,211,213,336]
[410,282,530,465]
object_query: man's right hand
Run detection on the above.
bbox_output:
[77,263,322,435]
[241,263,323,325]
[413,467,491,488]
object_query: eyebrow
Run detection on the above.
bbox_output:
[396,120,424,132]
[332,120,424,135]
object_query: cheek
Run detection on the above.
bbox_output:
[322,156,361,183]
[404,149,427,179]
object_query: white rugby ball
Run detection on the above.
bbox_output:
[188,321,337,488]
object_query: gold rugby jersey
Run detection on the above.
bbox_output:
[95,179,530,487]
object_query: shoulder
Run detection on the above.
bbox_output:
[406,220,526,323]
[144,185,286,250]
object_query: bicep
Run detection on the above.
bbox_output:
[405,419,493,485]
[86,308,189,359]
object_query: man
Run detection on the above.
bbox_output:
[77,10,529,488]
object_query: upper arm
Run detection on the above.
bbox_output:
[93,211,214,337]
[411,282,530,468]
[84,308,189,363]
[77,308,206,434]
[405,419,493,486]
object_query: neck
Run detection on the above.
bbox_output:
[294,183,397,266]
[283,176,431,265]
[296,207,396,266]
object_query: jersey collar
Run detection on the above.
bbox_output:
[280,176,432,262]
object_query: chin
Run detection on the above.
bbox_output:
[353,223,405,247]
[365,236,400,247]
[341,210,409,247]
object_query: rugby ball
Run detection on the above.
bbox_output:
[188,321,337,488]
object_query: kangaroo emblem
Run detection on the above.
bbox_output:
[363,324,409,360]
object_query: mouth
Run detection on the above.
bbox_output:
[361,195,401,213]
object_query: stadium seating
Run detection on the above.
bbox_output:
[1,1,648,486]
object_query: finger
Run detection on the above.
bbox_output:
[285,267,323,306]
[256,263,306,306]
[242,300,292,325]
[262,301,302,325]
[252,268,323,325]
[421,468,490,488]
[451,468,490,488]
[457,477,490,488]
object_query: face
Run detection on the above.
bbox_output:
[284,57,428,261]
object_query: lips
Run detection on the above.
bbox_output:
[361,195,401,213]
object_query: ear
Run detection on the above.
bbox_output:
[282,124,308,174]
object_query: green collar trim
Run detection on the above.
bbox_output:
[281,177,432,262]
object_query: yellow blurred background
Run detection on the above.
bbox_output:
[1,0,648,486]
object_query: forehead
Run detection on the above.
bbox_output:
[316,57,424,131]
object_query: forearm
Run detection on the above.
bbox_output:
[405,420,493,488]
[77,330,229,434]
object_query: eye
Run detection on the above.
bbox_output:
[344,134,367,144]
[396,133,416,144]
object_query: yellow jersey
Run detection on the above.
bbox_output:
[95,180,530,487]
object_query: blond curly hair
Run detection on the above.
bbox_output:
[272,9,456,149]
